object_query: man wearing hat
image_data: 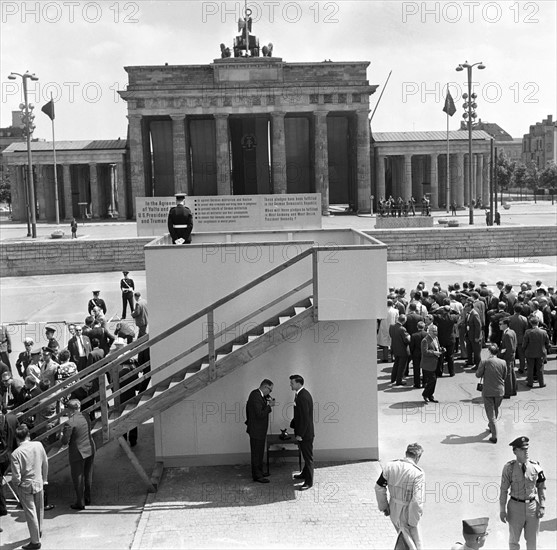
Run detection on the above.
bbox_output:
[167,192,193,244]
[120,271,135,319]
[500,436,546,549]
[375,443,425,549]
[451,517,489,549]
[87,290,107,316]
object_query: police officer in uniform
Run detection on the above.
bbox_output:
[499,436,546,550]
[88,290,107,315]
[451,517,489,549]
[167,192,193,244]
[45,326,60,362]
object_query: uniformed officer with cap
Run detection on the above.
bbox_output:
[451,517,489,549]
[88,290,107,315]
[167,192,193,244]
[499,436,546,550]
[375,442,425,549]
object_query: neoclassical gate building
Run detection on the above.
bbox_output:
[118,56,378,216]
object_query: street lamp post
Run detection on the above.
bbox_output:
[8,71,39,238]
[456,61,485,225]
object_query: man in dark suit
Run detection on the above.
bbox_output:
[464,302,482,369]
[432,305,459,376]
[67,325,92,372]
[389,314,410,386]
[245,379,275,483]
[409,322,427,388]
[61,399,96,510]
[405,303,424,336]
[289,374,314,491]
[499,318,517,397]
[0,409,18,517]
[523,317,550,388]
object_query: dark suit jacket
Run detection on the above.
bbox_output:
[67,335,92,364]
[499,329,517,363]
[466,309,482,340]
[245,389,271,440]
[405,312,424,335]
[409,330,427,359]
[290,387,314,441]
[0,412,18,463]
[389,323,410,357]
[433,310,459,344]
[523,327,550,358]
[61,412,95,462]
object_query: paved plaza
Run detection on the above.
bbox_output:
[0,203,555,549]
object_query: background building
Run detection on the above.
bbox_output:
[522,114,557,168]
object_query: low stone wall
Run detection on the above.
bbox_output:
[1,226,556,277]
[0,237,152,277]
[374,216,434,229]
[366,225,557,262]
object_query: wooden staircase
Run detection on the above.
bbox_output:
[11,248,318,490]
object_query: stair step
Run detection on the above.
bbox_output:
[167,379,182,390]
[138,394,151,405]
[309,297,313,305]
[232,344,245,351]
[278,316,292,324]
[247,335,259,342]
[263,326,273,333]
[294,307,306,315]
[216,354,227,362]
[123,403,136,414]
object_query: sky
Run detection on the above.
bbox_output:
[1,0,555,142]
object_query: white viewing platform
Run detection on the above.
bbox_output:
[144,228,387,466]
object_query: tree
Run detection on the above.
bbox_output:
[496,151,514,194]
[0,166,12,205]
[539,162,557,192]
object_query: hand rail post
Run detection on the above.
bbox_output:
[312,248,319,322]
[207,310,216,381]
[98,373,110,443]
[111,365,121,409]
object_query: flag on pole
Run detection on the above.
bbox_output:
[41,99,55,120]
[442,90,456,117]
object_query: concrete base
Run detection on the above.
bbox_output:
[375,216,434,229]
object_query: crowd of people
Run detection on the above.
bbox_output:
[377,195,430,217]
[0,274,150,547]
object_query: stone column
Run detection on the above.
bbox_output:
[429,153,439,208]
[10,165,22,222]
[402,154,412,200]
[376,155,386,200]
[171,115,189,193]
[62,164,73,219]
[89,163,99,218]
[475,153,483,206]
[314,111,329,215]
[116,160,127,219]
[355,110,371,212]
[127,114,146,217]
[35,165,46,220]
[482,153,490,206]
[270,112,286,194]
[214,114,231,195]
[471,154,478,204]
[453,153,465,207]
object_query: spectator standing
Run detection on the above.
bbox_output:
[120,271,135,319]
[499,318,517,398]
[131,292,149,338]
[377,300,398,363]
[389,315,410,386]
[421,324,443,403]
[508,305,529,374]
[476,344,506,443]
[0,324,12,372]
[10,424,48,550]
[409,321,427,389]
[523,317,550,388]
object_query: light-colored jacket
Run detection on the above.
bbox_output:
[10,440,48,494]
[375,458,424,550]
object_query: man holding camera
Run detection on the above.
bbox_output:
[245,379,276,483]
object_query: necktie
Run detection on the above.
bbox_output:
[521,463,526,475]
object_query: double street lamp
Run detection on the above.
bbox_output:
[456,61,485,225]
[8,70,39,238]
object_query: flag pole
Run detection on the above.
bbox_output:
[49,94,60,224]
[446,94,450,213]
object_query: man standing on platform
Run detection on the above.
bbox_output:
[289,374,314,491]
[245,379,275,484]
[120,271,135,319]
[10,424,48,550]
[375,442,425,550]
[167,193,194,244]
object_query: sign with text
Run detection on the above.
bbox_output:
[136,194,322,236]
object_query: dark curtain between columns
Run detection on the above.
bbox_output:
[189,118,217,196]
[327,115,351,205]
[150,120,174,197]
[285,117,312,193]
